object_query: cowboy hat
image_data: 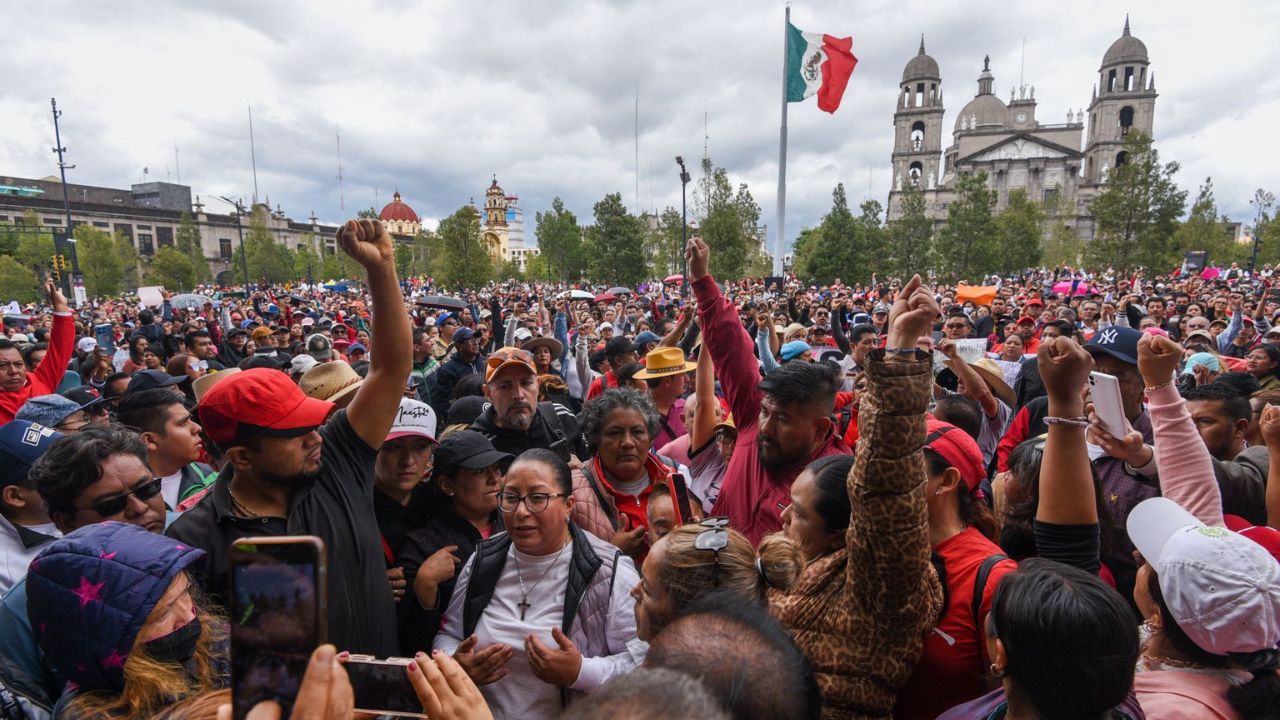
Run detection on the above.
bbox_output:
[192,367,242,405]
[299,361,364,408]
[634,347,697,380]
[521,336,564,359]
[968,358,1016,407]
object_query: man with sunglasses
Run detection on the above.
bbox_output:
[470,347,587,461]
[168,218,412,657]
[0,425,170,706]
[0,279,73,425]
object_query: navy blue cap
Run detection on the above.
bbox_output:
[453,327,476,343]
[0,421,63,488]
[1085,325,1142,365]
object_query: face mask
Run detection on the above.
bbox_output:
[143,616,202,664]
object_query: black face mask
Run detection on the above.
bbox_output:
[143,616,202,664]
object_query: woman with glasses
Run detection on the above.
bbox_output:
[434,448,640,720]
[396,430,512,655]
[767,275,945,719]
[28,522,228,720]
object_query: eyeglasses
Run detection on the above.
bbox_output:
[497,491,567,513]
[695,517,730,587]
[77,477,163,517]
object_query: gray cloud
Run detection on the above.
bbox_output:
[0,0,1274,260]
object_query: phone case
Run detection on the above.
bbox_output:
[1089,372,1127,439]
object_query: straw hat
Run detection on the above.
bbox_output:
[299,361,364,408]
[969,358,1016,407]
[634,347,696,380]
[192,368,242,405]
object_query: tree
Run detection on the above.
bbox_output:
[885,182,933,277]
[995,189,1045,273]
[357,207,379,219]
[394,242,415,279]
[534,198,584,283]
[584,193,646,287]
[1086,131,1187,271]
[524,253,552,282]
[792,184,862,285]
[293,242,321,283]
[0,256,40,303]
[855,199,891,284]
[933,172,998,281]
[1252,189,1277,268]
[437,206,493,288]
[75,225,127,297]
[1042,222,1085,269]
[235,208,296,285]
[15,232,56,275]
[1170,178,1241,267]
[146,246,197,291]
[692,158,761,280]
[175,211,212,284]
[496,259,524,281]
[644,208,685,278]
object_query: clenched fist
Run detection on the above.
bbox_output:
[336,219,394,270]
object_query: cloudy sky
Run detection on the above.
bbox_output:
[1,0,1276,256]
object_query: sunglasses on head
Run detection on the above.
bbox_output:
[78,477,163,517]
[695,517,730,587]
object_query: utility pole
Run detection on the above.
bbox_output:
[50,98,79,303]
[218,196,251,288]
[676,156,691,296]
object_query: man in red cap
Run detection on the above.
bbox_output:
[168,219,412,656]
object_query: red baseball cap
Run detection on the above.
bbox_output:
[925,418,986,491]
[198,368,335,446]
[1224,514,1280,565]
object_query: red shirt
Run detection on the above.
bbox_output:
[586,371,618,401]
[894,527,1018,720]
[0,313,74,424]
[589,454,682,565]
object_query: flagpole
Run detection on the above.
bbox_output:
[774,5,790,277]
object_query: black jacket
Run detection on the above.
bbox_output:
[429,354,486,419]
[469,401,588,461]
[395,510,503,655]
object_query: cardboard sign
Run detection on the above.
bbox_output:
[933,338,988,374]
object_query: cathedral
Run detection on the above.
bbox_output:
[886,18,1157,240]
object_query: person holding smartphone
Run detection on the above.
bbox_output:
[167,218,413,657]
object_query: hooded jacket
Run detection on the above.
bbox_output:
[26,522,205,694]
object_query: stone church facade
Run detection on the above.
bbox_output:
[887,18,1157,241]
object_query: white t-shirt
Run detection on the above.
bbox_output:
[0,517,60,594]
[159,469,184,510]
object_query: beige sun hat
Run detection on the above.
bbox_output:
[193,367,242,405]
[299,361,364,408]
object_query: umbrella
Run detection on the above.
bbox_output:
[607,286,633,295]
[323,283,350,293]
[1051,280,1092,296]
[415,294,467,310]
[1200,267,1221,280]
[170,293,213,311]
[564,289,594,301]
[593,292,618,304]
[664,274,684,285]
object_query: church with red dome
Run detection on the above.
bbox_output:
[378,190,420,237]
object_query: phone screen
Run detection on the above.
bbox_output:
[346,660,425,716]
[230,538,326,720]
[94,323,115,355]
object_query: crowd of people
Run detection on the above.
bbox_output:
[1,216,1279,719]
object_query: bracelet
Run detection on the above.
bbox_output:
[1144,380,1174,393]
[1044,416,1089,428]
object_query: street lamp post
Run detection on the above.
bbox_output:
[50,98,80,302]
[676,156,691,296]
[216,196,251,288]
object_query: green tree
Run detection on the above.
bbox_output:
[15,233,56,274]
[524,253,552,282]
[1042,222,1085,268]
[76,225,127,297]
[995,189,1046,273]
[1171,178,1240,267]
[792,184,861,285]
[117,233,141,292]
[496,259,524,281]
[584,193,646,287]
[643,208,685,279]
[885,182,934,277]
[0,256,40,302]
[146,246,196,291]
[0,211,46,262]
[357,207,379,219]
[294,242,321,283]
[234,208,296,284]
[1086,131,1187,271]
[1252,189,1277,268]
[854,199,890,284]
[933,172,998,281]
[394,242,415,279]
[437,206,493,288]
[175,211,212,284]
[534,198,584,283]
[692,158,761,280]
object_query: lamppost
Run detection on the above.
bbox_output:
[216,196,251,288]
[676,156,691,296]
[50,98,80,302]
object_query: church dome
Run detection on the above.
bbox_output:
[901,36,940,83]
[486,177,505,197]
[955,94,1008,133]
[1102,17,1149,67]
[379,191,419,223]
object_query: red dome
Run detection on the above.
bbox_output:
[379,191,419,223]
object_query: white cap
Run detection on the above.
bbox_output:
[386,398,437,442]
[599,322,614,332]
[76,337,98,353]
[424,316,436,327]
[290,354,319,376]
[11,334,28,342]
[514,327,533,342]
[1128,497,1280,655]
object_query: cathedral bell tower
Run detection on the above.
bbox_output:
[889,37,944,218]
[1084,16,1157,185]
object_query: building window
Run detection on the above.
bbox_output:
[219,238,232,259]
[1115,151,1129,168]
[44,217,62,225]
[114,223,133,240]
[1124,67,1135,92]
[915,82,924,107]
[93,221,109,228]
[138,233,154,256]
[1044,188,1060,209]
[1107,69,1117,93]
[910,121,925,151]
[1119,106,1134,135]
[156,226,174,247]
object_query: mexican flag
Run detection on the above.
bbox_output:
[785,23,857,113]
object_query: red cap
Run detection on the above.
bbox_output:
[198,368,334,445]
[925,418,986,491]
[1017,316,1036,325]
[1224,514,1280,564]
[1026,297,1044,307]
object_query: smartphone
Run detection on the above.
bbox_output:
[230,536,328,720]
[93,323,115,355]
[1089,371,1127,439]
[344,656,428,717]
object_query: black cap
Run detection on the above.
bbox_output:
[434,430,513,471]
[605,335,637,359]
[447,396,488,427]
[61,385,107,411]
[126,369,185,394]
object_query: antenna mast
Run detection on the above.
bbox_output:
[248,106,260,204]
[336,127,345,212]
[635,83,640,215]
